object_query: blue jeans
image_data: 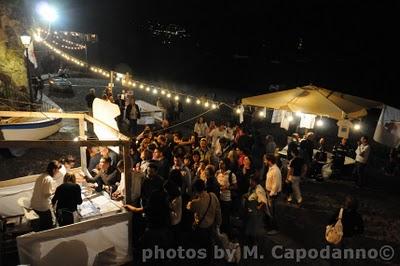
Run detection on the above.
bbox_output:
[129,119,138,136]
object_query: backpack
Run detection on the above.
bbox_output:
[325,208,344,245]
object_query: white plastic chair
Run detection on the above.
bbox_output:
[17,197,39,221]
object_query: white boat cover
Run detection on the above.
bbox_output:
[17,212,132,266]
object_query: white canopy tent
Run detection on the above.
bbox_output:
[241,85,382,120]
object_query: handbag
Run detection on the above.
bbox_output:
[325,208,344,245]
[192,193,212,230]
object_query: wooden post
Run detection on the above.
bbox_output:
[78,117,87,169]
[122,143,132,205]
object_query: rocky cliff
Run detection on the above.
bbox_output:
[0,0,29,92]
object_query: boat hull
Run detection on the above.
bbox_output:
[0,118,62,156]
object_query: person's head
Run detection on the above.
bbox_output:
[344,195,359,211]
[157,134,167,146]
[173,156,183,167]
[183,154,192,167]
[243,156,252,168]
[199,159,208,170]
[192,150,200,162]
[266,135,274,143]
[99,157,112,170]
[192,179,206,194]
[292,133,300,141]
[89,146,99,155]
[198,117,204,123]
[264,154,276,167]
[89,88,95,95]
[147,162,158,177]
[361,136,369,145]
[173,132,182,143]
[218,123,225,131]
[319,138,325,146]
[65,155,76,169]
[249,176,259,189]
[46,160,62,177]
[209,120,216,127]
[204,165,215,179]
[116,160,124,173]
[200,138,207,149]
[162,119,169,129]
[218,158,230,171]
[63,173,76,184]
[341,138,347,145]
[153,147,164,160]
[130,96,136,104]
[99,146,109,157]
[306,132,314,140]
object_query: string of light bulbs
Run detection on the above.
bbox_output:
[37,36,223,111]
[38,28,86,50]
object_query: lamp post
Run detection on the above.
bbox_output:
[20,34,33,103]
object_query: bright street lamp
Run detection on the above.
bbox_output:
[36,2,58,23]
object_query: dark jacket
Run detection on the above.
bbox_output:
[125,103,141,120]
[52,183,82,212]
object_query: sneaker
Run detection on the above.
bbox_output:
[266,229,280,235]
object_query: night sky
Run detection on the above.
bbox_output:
[44,0,399,107]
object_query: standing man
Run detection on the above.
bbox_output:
[125,96,141,136]
[264,154,282,235]
[85,88,96,115]
[354,136,371,188]
[30,160,60,231]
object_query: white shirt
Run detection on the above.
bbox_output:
[209,128,226,148]
[355,144,370,164]
[265,164,282,196]
[337,119,353,139]
[216,170,237,202]
[194,122,208,138]
[30,174,55,211]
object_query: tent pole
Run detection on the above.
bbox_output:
[78,117,87,169]
[122,143,132,205]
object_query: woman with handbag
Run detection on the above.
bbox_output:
[187,179,222,263]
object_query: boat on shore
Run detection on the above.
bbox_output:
[0,94,63,156]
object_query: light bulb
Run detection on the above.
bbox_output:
[316,119,324,127]
[354,124,361,130]
[196,99,201,105]
[236,108,241,114]
[259,111,266,117]
[161,90,166,95]
[204,102,209,108]
[186,97,191,103]
[167,93,171,98]
[146,87,150,92]
[174,95,179,101]
[153,89,158,94]
[211,103,217,109]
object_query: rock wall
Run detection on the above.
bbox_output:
[0,0,29,90]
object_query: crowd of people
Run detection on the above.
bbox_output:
[39,89,376,264]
